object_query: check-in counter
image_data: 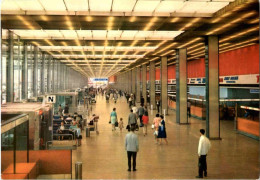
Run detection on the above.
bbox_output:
[237,117,259,138]
[236,106,259,140]
[168,96,205,119]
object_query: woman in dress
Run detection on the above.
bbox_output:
[142,111,149,136]
[157,115,168,145]
[110,108,118,131]
[153,114,161,139]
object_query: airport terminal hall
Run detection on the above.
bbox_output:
[1,0,260,179]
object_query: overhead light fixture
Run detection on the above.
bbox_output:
[179,18,201,31]
[107,16,114,30]
[41,15,48,21]
[178,38,201,48]
[65,16,73,30]
[129,16,136,22]
[86,16,93,22]
[44,39,54,46]
[171,17,180,23]
[143,17,158,31]
[17,15,34,29]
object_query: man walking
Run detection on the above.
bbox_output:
[196,129,211,178]
[128,110,137,127]
[137,104,145,125]
[125,125,139,171]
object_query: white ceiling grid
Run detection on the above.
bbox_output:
[1,0,233,16]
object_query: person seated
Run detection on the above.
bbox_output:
[60,115,68,124]
[244,110,250,119]
[65,114,73,123]
[57,122,65,140]
[69,121,78,139]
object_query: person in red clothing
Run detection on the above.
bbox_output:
[142,111,149,136]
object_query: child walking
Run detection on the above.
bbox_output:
[119,118,124,132]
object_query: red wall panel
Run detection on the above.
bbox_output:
[219,44,259,76]
[187,44,259,78]
[156,68,160,80]
[187,58,205,78]
[168,65,176,79]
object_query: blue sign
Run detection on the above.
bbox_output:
[250,89,259,93]
[93,78,108,81]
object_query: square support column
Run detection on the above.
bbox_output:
[22,42,28,100]
[41,53,45,94]
[205,36,221,140]
[149,61,156,110]
[160,56,168,115]
[52,59,55,92]
[47,56,51,93]
[136,67,141,103]
[33,46,39,97]
[142,64,147,105]
[128,71,132,93]
[132,68,136,95]
[7,31,14,102]
[176,49,188,124]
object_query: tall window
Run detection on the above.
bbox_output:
[1,30,8,104]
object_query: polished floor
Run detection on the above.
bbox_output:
[72,94,259,179]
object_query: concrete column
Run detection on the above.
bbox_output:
[142,64,147,105]
[176,49,188,124]
[7,31,14,102]
[160,56,168,115]
[129,71,132,93]
[52,59,55,92]
[41,53,45,94]
[33,46,39,97]
[131,68,136,95]
[57,61,60,92]
[22,42,28,99]
[136,67,141,103]
[47,55,51,93]
[205,36,221,139]
[149,60,156,110]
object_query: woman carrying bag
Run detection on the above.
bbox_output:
[157,115,168,145]
[110,108,118,131]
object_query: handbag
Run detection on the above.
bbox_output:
[154,130,158,136]
[115,121,119,127]
[151,124,155,129]
[109,120,111,124]
[135,124,139,131]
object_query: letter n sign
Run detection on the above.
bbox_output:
[47,95,56,103]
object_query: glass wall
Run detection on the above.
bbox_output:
[13,34,23,102]
[1,29,8,104]
[1,116,29,174]
[28,45,34,99]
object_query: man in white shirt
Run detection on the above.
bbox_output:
[125,125,139,171]
[196,129,211,178]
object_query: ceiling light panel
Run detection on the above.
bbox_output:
[134,0,160,13]
[45,30,63,38]
[53,55,143,58]
[64,0,89,11]
[198,2,229,13]
[155,0,185,13]
[15,0,43,11]
[60,30,77,39]
[1,0,20,11]
[177,1,207,13]
[89,0,112,12]
[39,0,66,11]
[77,30,92,38]
[92,30,107,39]
[112,0,136,12]
[10,30,183,40]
